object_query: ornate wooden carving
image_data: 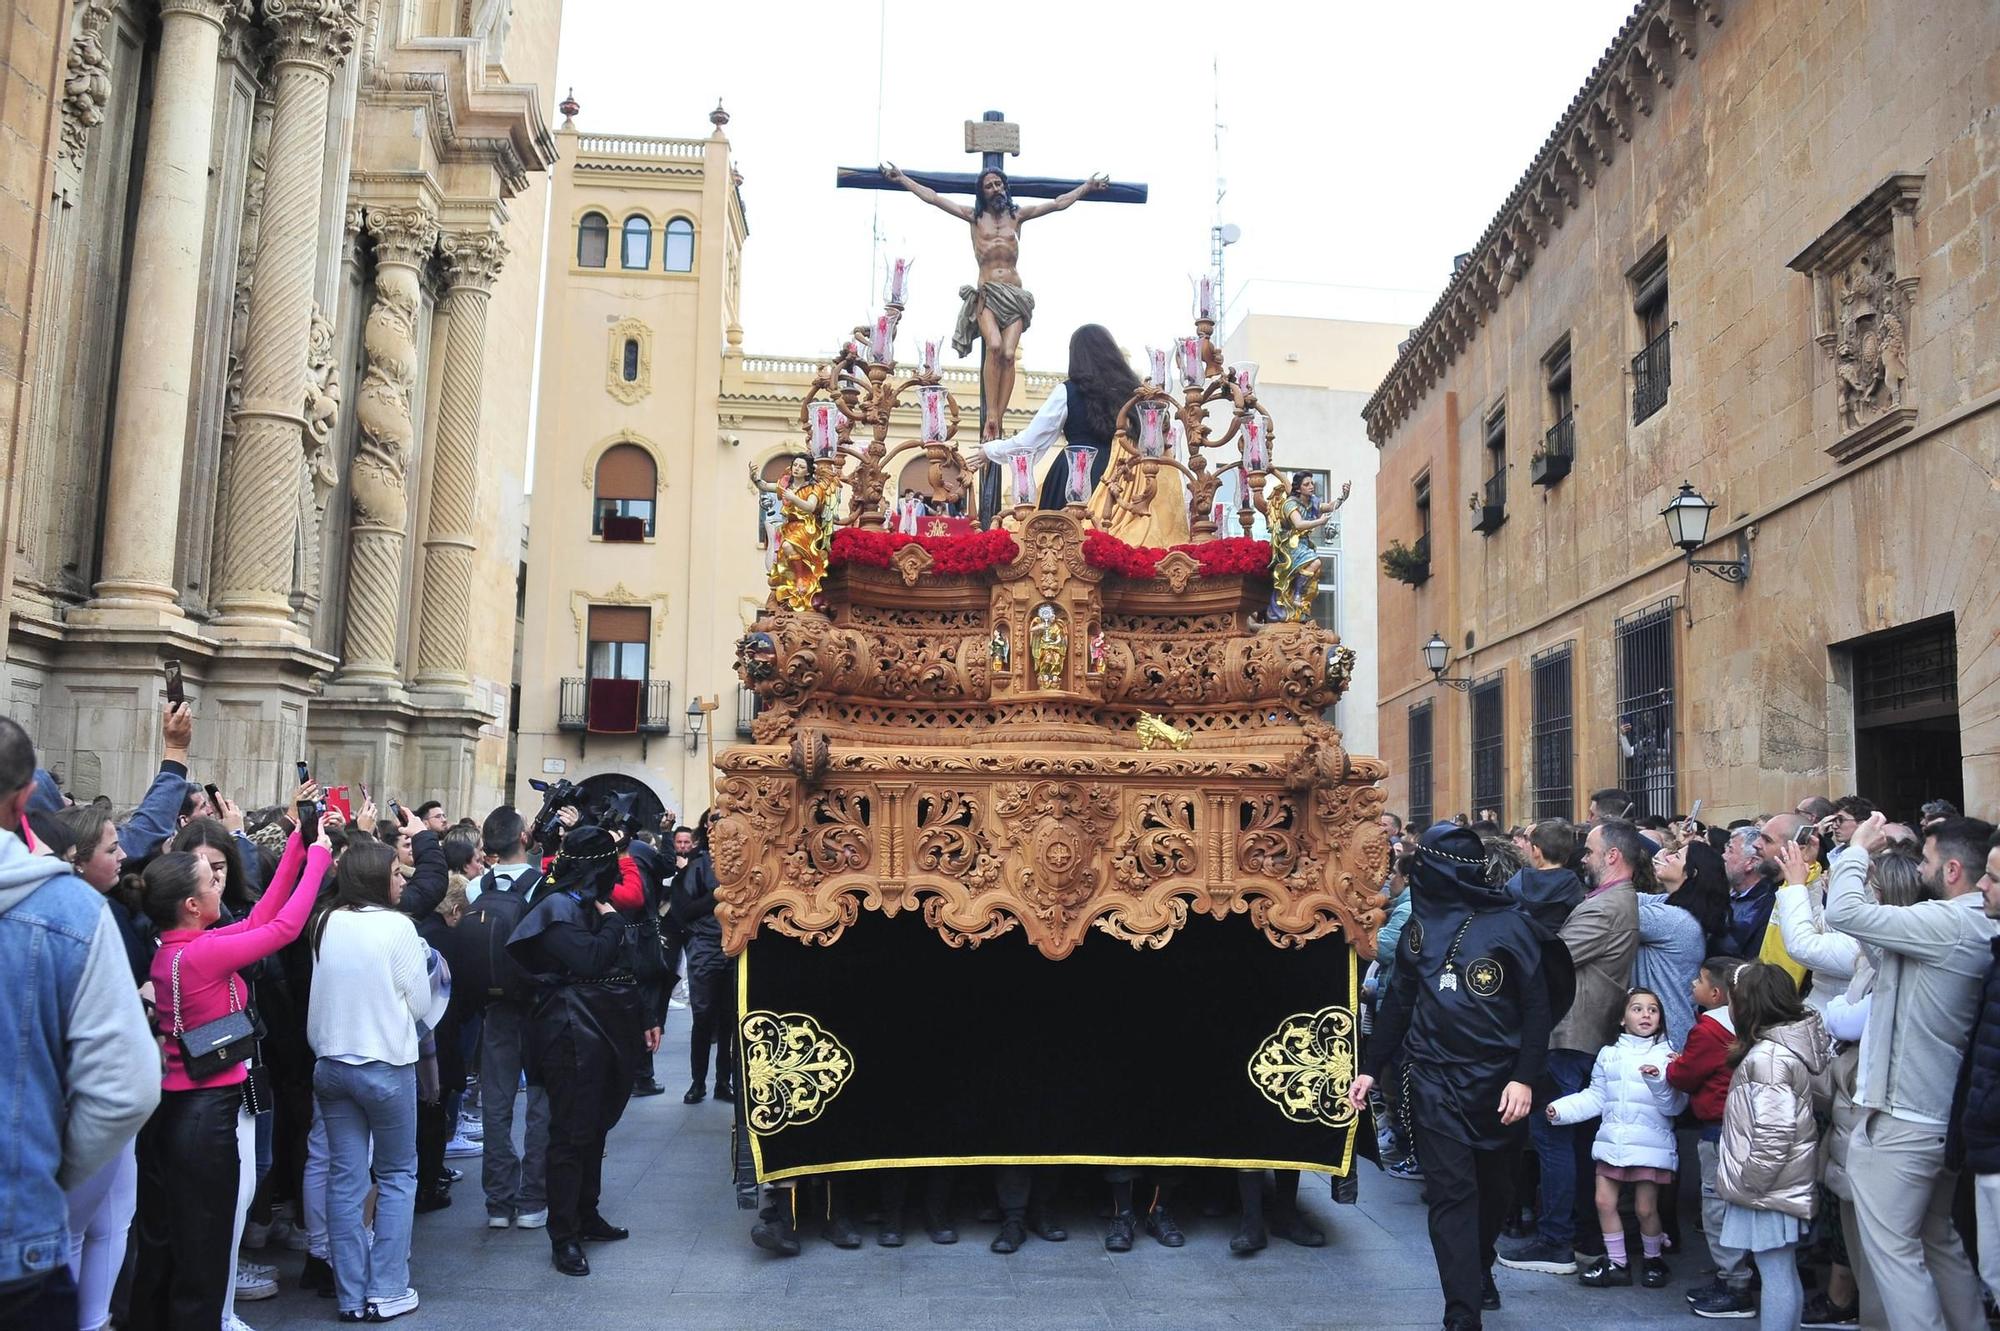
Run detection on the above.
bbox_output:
[716,511,1387,962]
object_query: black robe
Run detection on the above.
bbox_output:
[1365,878,1574,1150]
[506,889,647,1086]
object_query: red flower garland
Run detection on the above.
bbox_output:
[829,527,1020,575]
[1081,529,1272,580]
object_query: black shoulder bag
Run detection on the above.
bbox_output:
[171,946,258,1081]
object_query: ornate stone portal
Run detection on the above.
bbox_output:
[714,510,1388,963]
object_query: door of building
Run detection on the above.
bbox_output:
[1847,615,1963,824]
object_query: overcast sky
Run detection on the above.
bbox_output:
[553,0,1636,369]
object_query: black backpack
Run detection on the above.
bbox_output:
[451,868,540,1006]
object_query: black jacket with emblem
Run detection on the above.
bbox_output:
[1363,823,1575,1149]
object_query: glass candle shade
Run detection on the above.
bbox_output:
[1146,346,1169,387]
[808,401,840,460]
[1241,414,1268,473]
[919,386,947,442]
[1137,403,1167,458]
[885,256,912,307]
[868,312,896,364]
[1010,454,1035,506]
[1190,273,1217,321]
[1233,361,1259,396]
[1065,447,1093,505]
[1177,336,1203,385]
[918,337,942,376]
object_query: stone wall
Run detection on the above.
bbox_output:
[1370,0,2000,824]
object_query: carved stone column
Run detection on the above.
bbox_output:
[80,0,239,622]
[336,206,437,685]
[410,228,505,690]
[209,0,359,637]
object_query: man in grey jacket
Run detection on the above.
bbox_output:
[1500,817,1640,1276]
[1828,811,1997,1331]
[0,717,159,1328]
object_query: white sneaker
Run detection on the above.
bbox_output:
[487,1212,512,1229]
[238,1258,277,1279]
[234,1262,278,1301]
[223,1315,261,1331]
[368,1288,420,1321]
[515,1208,548,1229]
[444,1134,482,1157]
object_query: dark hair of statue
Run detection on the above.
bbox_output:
[1065,324,1139,448]
[972,169,1017,220]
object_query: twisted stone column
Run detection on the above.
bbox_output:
[209,0,359,635]
[85,0,237,617]
[335,206,436,684]
[411,229,505,690]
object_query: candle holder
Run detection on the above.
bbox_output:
[918,337,942,378]
[885,256,912,308]
[1010,454,1036,509]
[1065,447,1093,508]
[1190,273,1218,323]
[1137,402,1167,458]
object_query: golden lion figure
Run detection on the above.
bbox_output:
[1136,711,1191,751]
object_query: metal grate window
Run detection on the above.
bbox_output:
[1632,329,1671,424]
[1407,701,1434,831]
[1854,617,1957,727]
[1531,643,1574,820]
[1470,671,1505,824]
[1615,598,1678,818]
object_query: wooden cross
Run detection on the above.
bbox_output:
[837,111,1148,525]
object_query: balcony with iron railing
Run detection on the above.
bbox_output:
[1472,469,1506,535]
[1632,329,1671,424]
[1534,414,1574,486]
[557,677,672,753]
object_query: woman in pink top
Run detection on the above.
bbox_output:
[128,822,329,1331]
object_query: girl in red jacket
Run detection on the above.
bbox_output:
[1666,955,1751,1318]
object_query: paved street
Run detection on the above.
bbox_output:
[244,1024,1717,1331]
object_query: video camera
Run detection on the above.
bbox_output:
[527,777,579,847]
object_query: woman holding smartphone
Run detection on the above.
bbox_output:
[129,794,330,1331]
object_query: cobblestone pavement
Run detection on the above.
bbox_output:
[240,1025,1717,1330]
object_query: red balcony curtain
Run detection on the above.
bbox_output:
[587,677,641,733]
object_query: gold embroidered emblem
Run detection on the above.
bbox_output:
[739,1010,855,1134]
[1466,957,1504,998]
[1247,1005,1359,1129]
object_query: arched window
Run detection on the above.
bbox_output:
[663,217,694,272]
[576,212,608,268]
[620,338,639,383]
[594,443,656,541]
[621,216,651,270]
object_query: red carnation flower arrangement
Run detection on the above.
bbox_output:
[1081,529,1272,580]
[829,527,1020,575]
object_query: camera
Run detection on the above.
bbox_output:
[527,777,579,846]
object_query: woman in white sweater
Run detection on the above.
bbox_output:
[308,837,434,1324]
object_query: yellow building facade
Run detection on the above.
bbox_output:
[515,109,1055,820]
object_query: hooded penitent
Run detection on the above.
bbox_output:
[506,825,646,1069]
[1366,822,1575,1149]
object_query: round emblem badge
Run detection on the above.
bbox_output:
[1466,956,1505,998]
[1405,918,1424,956]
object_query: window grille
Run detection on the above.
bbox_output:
[1470,671,1505,824]
[1408,701,1434,831]
[1615,598,1678,818]
[1530,642,1574,820]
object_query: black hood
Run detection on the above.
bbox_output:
[1409,822,1512,912]
[1508,865,1585,933]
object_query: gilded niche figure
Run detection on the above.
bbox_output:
[881,164,1106,441]
[750,452,839,613]
[1268,471,1350,623]
[990,625,1010,671]
[1029,603,1067,690]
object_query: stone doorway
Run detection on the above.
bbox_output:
[575,771,668,835]
[1845,615,1963,824]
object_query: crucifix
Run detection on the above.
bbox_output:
[838,111,1147,525]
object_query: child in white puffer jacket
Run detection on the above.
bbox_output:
[1547,987,1687,1290]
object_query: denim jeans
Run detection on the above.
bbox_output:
[314,1059,417,1313]
[479,1001,549,1218]
[1528,1046,1596,1250]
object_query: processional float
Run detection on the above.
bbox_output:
[716,140,1388,1186]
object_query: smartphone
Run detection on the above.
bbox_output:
[389,799,404,828]
[360,782,372,805]
[204,783,221,812]
[295,760,311,786]
[1686,799,1703,826]
[324,785,352,820]
[1793,823,1817,846]
[164,659,185,707]
[297,798,321,845]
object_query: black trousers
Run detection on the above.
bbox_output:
[1414,1122,1513,1329]
[128,1085,241,1331]
[688,966,736,1089]
[542,1029,633,1246]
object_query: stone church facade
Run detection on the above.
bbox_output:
[1369,0,2000,826]
[0,0,560,811]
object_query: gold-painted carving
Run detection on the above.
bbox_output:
[1135,712,1191,751]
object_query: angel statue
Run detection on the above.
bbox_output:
[1267,471,1350,623]
[749,452,839,613]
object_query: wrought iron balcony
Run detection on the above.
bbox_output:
[1632,329,1671,424]
[556,677,672,753]
[1472,470,1506,535]
[1534,414,1574,486]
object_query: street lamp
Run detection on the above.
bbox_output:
[1422,632,1475,693]
[685,697,706,752]
[1661,481,1751,584]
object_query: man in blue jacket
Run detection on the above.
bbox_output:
[0,717,159,1329]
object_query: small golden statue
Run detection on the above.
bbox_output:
[1266,471,1350,623]
[1135,711,1192,751]
[751,452,839,613]
[1029,603,1067,690]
